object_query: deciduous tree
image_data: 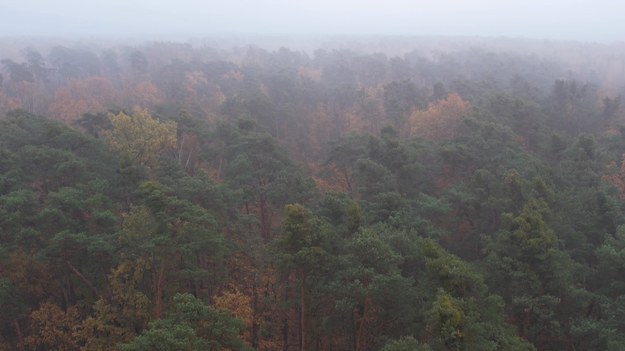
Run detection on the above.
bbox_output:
[102,109,176,169]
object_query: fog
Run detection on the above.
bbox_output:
[1,0,623,42]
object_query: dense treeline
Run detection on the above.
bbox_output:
[1,38,625,351]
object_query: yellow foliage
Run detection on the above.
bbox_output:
[26,303,81,351]
[0,340,10,351]
[76,259,151,351]
[437,293,464,327]
[102,108,177,167]
[181,71,225,117]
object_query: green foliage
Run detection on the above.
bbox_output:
[77,259,151,350]
[412,239,535,351]
[483,200,577,348]
[0,278,26,323]
[421,239,487,298]
[119,182,228,307]
[428,290,464,350]
[381,336,432,351]
[222,128,315,241]
[121,293,249,351]
[383,80,426,127]
[2,40,625,351]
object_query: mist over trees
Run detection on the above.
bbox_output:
[1,36,625,351]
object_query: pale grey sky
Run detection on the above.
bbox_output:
[0,0,623,42]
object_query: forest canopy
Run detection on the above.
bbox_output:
[1,37,625,351]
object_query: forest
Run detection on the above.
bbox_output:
[1,37,625,351]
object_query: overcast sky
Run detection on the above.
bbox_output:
[1,0,623,42]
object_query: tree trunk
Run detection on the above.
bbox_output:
[259,194,271,242]
[283,282,290,351]
[14,320,25,351]
[355,297,370,351]
[66,260,103,300]
[299,272,307,351]
[252,273,259,349]
[153,262,166,318]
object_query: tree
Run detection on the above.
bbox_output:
[76,259,151,351]
[127,50,149,77]
[102,108,177,169]
[119,180,228,318]
[415,238,534,351]
[223,128,315,242]
[329,225,416,351]
[48,46,101,81]
[548,80,600,135]
[122,81,164,109]
[212,289,253,345]
[120,293,250,351]
[25,303,81,351]
[0,91,19,116]
[428,290,464,350]
[409,93,471,140]
[381,336,432,351]
[0,278,28,351]
[4,80,45,114]
[23,48,48,83]
[48,77,117,122]
[483,200,575,349]
[326,133,368,194]
[578,226,625,350]
[1,59,34,83]
[275,204,331,351]
[383,80,425,131]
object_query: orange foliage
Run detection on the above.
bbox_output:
[0,90,19,115]
[213,289,253,324]
[457,218,474,236]
[26,303,81,351]
[48,77,117,122]
[298,67,321,82]
[604,127,621,137]
[213,289,253,344]
[222,252,284,350]
[410,93,471,140]
[313,176,346,194]
[435,165,466,191]
[123,80,164,109]
[515,135,529,149]
[313,167,351,194]
[604,154,625,198]
[221,69,244,82]
[344,110,365,132]
[185,70,208,90]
